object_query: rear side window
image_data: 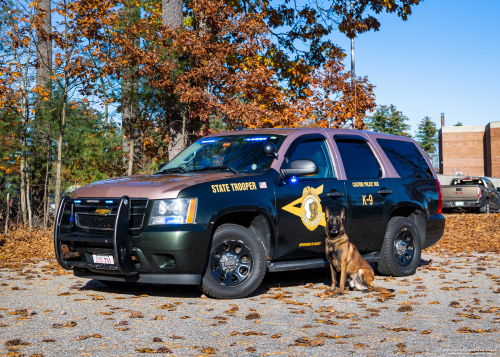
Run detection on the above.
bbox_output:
[377,139,433,179]
[336,140,381,179]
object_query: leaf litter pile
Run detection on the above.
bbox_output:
[0,213,499,355]
[425,213,500,254]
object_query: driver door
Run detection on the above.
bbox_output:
[274,134,347,260]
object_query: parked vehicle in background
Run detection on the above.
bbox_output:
[441,176,500,213]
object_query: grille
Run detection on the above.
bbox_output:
[131,199,148,207]
[77,214,115,230]
[76,214,144,230]
[130,215,144,229]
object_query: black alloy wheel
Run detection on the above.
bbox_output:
[210,239,253,286]
[393,228,415,267]
[201,224,267,299]
[378,217,422,277]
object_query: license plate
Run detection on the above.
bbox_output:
[93,254,115,265]
[455,201,464,206]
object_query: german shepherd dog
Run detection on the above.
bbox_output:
[325,207,394,295]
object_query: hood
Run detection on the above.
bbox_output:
[71,172,237,199]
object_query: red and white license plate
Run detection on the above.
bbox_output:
[93,254,115,265]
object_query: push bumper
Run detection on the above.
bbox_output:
[53,196,210,284]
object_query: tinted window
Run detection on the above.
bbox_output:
[287,139,335,179]
[336,140,381,179]
[377,139,433,179]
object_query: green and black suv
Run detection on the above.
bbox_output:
[54,128,445,298]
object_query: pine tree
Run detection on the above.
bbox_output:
[367,105,411,137]
[416,116,438,168]
[416,116,438,154]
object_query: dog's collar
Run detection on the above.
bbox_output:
[331,234,348,249]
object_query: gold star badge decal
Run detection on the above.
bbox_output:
[282,185,326,231]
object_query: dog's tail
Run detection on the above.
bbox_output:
[373,286,395,294]
[364,286,395,294]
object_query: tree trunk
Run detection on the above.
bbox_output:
[162,0,184,160]
[4,193,9,235]
[33,0,52,221]
[55,84,67,212]
[42,132,50,233]
[122,0,140,175]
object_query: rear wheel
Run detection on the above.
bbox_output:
[200,224,266,299]
[378,217,422,277]
[480,200,490,214]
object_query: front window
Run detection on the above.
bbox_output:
[158,134,286,175]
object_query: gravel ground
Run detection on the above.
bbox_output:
[1,252,499,356]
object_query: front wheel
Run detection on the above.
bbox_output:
[378,217,422,277]
[200,224,267,299]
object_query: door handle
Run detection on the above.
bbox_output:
[377,189,393,195]
[327,191,344,198]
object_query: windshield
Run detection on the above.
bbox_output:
[158,134,286,174]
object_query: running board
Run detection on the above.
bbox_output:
[267,252,380,273]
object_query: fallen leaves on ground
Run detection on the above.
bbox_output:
[425,214,500,253]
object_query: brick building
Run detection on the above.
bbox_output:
[439,122,500,176]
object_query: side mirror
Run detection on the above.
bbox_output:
[158,163,167,171]
[281,159,319,178]
[262,142,278,158]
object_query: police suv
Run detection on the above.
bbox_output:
[54,128,445,298]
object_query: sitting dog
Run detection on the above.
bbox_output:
[325,207,394,295]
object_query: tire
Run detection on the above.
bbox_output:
[480,200,490,214]
[200,224,267,299]
[378,217,422,277]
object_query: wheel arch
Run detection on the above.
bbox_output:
[385,204,426,247]
[202,207,276,275]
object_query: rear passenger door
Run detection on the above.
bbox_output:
[334,135,396,253]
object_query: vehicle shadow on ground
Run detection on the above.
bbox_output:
[80,258,432,298]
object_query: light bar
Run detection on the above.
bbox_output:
[105,200,113,204]
[245,137,268,141]
[201,140,216,143]
[74,200,81,204]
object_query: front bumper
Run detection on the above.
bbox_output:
[53,196,209,284]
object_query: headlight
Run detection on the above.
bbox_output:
[149,198,198,225]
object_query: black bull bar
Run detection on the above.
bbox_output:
[53,196,138,276]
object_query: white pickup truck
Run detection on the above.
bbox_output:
[441,176,500,213]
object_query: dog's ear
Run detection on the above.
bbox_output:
[339,207,346,220]
[325,207,330,219]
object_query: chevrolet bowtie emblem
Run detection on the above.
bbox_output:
[95,208,111,215]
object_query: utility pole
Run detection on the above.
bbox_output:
[350,0,356,122]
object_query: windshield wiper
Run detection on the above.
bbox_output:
[193,166,240,174]
[157,167,189,174]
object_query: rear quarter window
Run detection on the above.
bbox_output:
[377,139,433,179]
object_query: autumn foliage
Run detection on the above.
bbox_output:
[87,0,375,132]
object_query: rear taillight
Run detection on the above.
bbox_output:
[477,186,481,198]
[436,179,443,214]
